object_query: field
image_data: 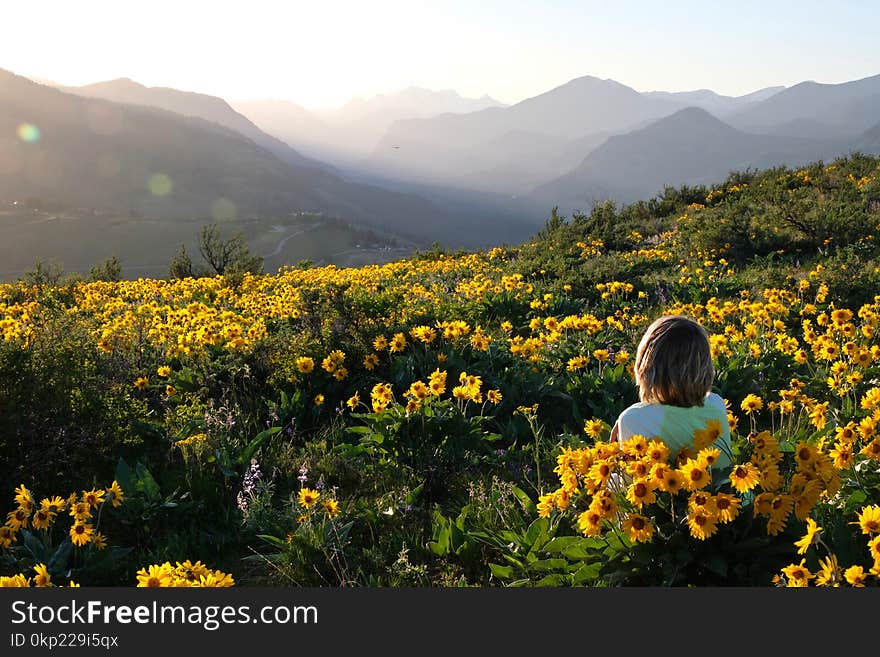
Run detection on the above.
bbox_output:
[1,154,880,588]
[0,205,411,281]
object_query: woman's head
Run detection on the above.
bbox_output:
[634,315,714,407]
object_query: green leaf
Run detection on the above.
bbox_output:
[404,484,423,506]
[238,427,282,465]
[562,539,604,561]
[511,486,536,516]
[524,517,549,548]
[114,457,135,494]
[346,426,372,435]
[47,538,73,573]
[528,558,569,572]
[572,562,601,584]
[535,573,565,586]
[489,563,514,579]
[134,462,161,501]
[542,536,582,553]
[21,529,47,563]
[844,490,868,515]
[257,534,289,549]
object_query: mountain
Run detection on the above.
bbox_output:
[530,107,839,213]
[322,86,506,123]
[729,73,880,139]
[235,87,506,165]
[65,77,317,168]
[366,75,687,185]
[230,99,331,156]
[855,121,880,155]
[0,69,536,249]
[444,130,612,195]
[642,85,785,116]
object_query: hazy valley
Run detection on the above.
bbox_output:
[2,66,880,280]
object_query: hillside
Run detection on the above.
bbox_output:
[234,87,506,165]
[1,153,879,590]
[729,73,880,139]
[529,107,839,212]
[643,85,785,116]
[365,76,685,183]
[856,121,880,154]
[0,69,539,252]
[68,78,318,168]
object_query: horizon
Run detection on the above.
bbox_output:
[7,66,880,115]
[2,1,879,110]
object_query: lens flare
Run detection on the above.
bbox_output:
[211,197,237,222]
[148,173,173,197]
[17,123,40,143]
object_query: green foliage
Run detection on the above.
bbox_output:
[88,256,123,283]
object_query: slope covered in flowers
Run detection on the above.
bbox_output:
[1,153,879,587]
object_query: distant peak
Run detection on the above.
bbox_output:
[85,77,146,90]
[651,106,731,129]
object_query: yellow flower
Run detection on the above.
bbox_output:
[6,507,30,531]
[363,353,380,370]
[646,440,670,464]
[136,563,173,587]
[679,460,711,491]
[296,356,315,373]
[14,484,33,508]
[854,505,880,535]
[33,564,51,587]
[31,508,54,531]
[41,496,67,514]
[536,493,556,518]
[687,508,718,540]
[134,376,148,390]
[577,509,604,537]
[69,521,94,547]
[741,394,763,414]
[794,518,822,555]
[487,389,502,404]
[844,565,868,587]
[729,462,761,493]
[322,499,340,517]
[390,332,407,353]
[622,514,654,543]
[298,488,320,508]
[583,419,605,438]
[346,392,360,410]
[314,394,325,406]
[693,419,723,450]
[815,554,841,587]
[82,488,106,508]
[658,468,684,495]
[713,493,740,523]
[625,479,657,509]
[157,365,171,377]
[106,481,125,508]
[92,532,108,549]
[781,559,813,587]
[0,525,17,548]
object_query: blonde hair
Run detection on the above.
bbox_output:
[634,315,714,407]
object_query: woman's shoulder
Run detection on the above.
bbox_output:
[704,392,727,410]
[618,401,660,421]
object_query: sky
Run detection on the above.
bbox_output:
[2,0,879,110]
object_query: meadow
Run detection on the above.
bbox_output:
[1,153,880,587]
[0,205,407,281]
